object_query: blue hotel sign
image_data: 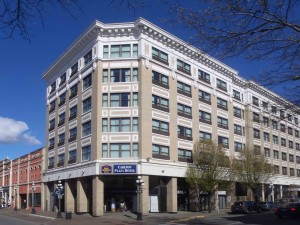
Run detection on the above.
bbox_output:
[101,164,137,174]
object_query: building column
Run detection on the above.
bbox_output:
[140,175,149,216]
[92,176,104,216]
[166,177,177,213]
[279,185,283,199]
[76,178,88,213]
[65,180,75,212]
[261,184,265,201]
[43,183,51,211]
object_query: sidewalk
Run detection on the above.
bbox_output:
[0,208,230,225]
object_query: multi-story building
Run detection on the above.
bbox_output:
[42,18,300,216]
[0,148,44,210]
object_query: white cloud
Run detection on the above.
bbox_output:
[0,117,41,145]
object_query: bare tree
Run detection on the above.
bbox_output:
[186,139,232,213]
[232,147,273,201]
[0,0,81,41]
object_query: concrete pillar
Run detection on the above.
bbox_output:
[44,183,51,211]
[65,180,75,212]
[166,177,177,213]
[92,176,104,216]
[76,178,88,213]
[261,184,265,201]
[140,175,149,216]
[279,185,283,199]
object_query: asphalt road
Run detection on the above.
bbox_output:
[0,214,38,225]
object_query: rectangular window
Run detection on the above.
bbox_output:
[102,118,108,132]
[262,101,268,111]
[289,154,294,162]
[152,95,169,112]
[233,90,241,101]
[133,44,138,57]
[152,47,168,65]
[82,121,91,137]
[49,100,56,113]
[132,143,139,157]
[133,68,138,82]
[110,68,131,82]
[178,125,192,140]
[271,106,277,114]
[57,154,64,167]
[132,118,139,132]
[69,105,77,121]
[296,143,300,151]
[253,112,260,123]
[82,145,91,161]
[58,133,65,146]
[253,128,260,139]
[152,119,169,136]
[177,59,191,74]
[282,152,287,161]
[295,117,299,125]
[234,142,242,152]
[297,169,300,177]
[280,110,285,119]
[295,130,299,138]
[178,148,192,163]
[217,116,228,129]
[102,144,108,158]
[263,117,269,127]
[60,73,66,86]
[199,111,211,124]
[280,124,286,132]
[69,84,78,99]
[103,45,109,58]
[216,79,227,92]
[272,120,278,130]
[152,144,169,159]
[217,97,228,111]
[290,168,295,176]
[69,127,77,142]
[49,138,55,149]
[233,107,242,118]
[48,157,54,169]
[252,96,259,106]
[110,143,131,158]
[199,90,211,104]
[234,124,242,135]
[199,131,212,140]
[110,118,131,132]
[102,69,108,83]
[264,148,270,158]
[177,81,191,97]
[71,62,78,77]
[152,71,169,88]
[111,44,131,58]
[254,145,261,155]
[49,119,55,131]
[289,140,293,149]
[281,138,286,147]
[83,73,92,90]
[69,150,77,164]
[110,93,131,107]
[218,136,229,148]
[282,167,287,175]
[288,127,293,135]
[102,94,108,107]
[297,156,300,164]
[178,103,192,119]
[82,97,92,113]
[273,150,279,159]
[274,166,280,174]
[198,69,210,83]
[59,93,66,106]
[84,50,92,65]
[133,92,138,106]
[273,135,278,145]
[288,114,292,121]
[50,82,56,94]
[263,132,270,142]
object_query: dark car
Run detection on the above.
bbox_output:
[275,202,300,218]
[259,201,278,211]
[231,201,262,214]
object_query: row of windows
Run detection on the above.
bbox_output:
[273,165,300,177]
[49,50,93,94]
[252,96,299,125]
[103,44,138,58]
[102,68,138,83]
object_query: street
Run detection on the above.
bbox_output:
[0,210,299,225]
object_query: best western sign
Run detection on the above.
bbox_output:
[101,164,137,174]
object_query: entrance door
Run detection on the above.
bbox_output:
[218,195,226,209]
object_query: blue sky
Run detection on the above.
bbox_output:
[0,0,266,159]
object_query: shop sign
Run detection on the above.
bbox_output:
[113,164,136,174]
[101,165,112,174]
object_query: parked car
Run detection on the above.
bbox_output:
[231,201,263,214]
[275,202,300,218]
[259,201,278,211]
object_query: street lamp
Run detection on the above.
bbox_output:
[56,180,64,218]
[31,182,36,214]
[14,185,18,211]
[136,176,144,221]
[269,182,274,202]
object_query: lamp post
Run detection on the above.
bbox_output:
[269,182,274,202]
[136,176,144,221]
[31,182,36,214]
[14,185,18,211]
[56,180,63,218]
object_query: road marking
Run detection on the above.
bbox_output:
[167,215,205,223]
[28,214,56,220]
